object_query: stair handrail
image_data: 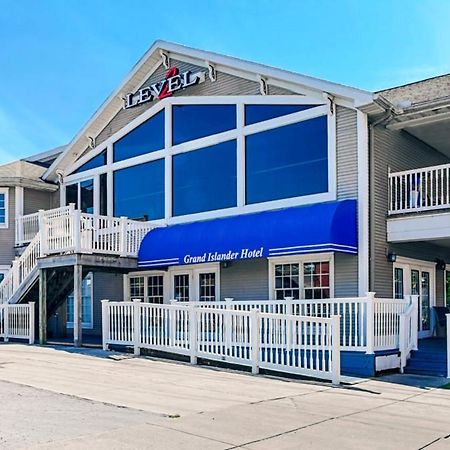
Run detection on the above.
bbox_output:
[0,233,41,304]
[399,295,419,372]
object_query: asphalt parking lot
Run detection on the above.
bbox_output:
[0,344,449,449]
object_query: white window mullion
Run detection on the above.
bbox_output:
[165,104,173,220]
[236,102,245,207]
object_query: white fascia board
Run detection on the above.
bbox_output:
[44,39,375,182]
[387,212,450,242]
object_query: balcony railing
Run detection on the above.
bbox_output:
[389,163,450,215]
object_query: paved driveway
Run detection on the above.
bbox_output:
[0,344,448,449]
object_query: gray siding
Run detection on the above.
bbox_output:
[336,107,358,200]
[220,259,269,300]
[334,253,358,297]
[23,188,53,215]
[0,187,15,266]
[372,126,449,298]
[96,59,293,147]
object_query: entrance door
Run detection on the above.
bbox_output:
[171,266,219,302]
[394,260,435,338]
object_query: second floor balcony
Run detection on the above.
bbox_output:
[388,162,450,242]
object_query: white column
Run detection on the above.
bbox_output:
[357,110,369,295]
[331,314,341,385]
[250,308,260,375]
[366,292,375,354]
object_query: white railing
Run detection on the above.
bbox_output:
[42,210,156,258]
[176,294,411,354]
[0,234,41,304]
[389,163,450,215]
[102,300,341,384]
[2,205,158,305]
[0,303,35,343]
[15,205,74,246]
[399,296,419,372]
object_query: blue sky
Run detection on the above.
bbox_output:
[0,0,449,164]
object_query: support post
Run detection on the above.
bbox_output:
[29,302,35,344]
[3,304,9,342]
[133,299,141,356]
[189,303,198,365]
[73,209,81,253]
[12,260,20,293]
[38,210,46,257]
[366,292,375,354]
[119,217,128,257]
[73,264,83,347]
[251,308,260,375]
[39,269,47,345]
[399,314,406,373]
[447,314,450,379]
[224,298,233,352]
[331,314,341,385]
[101,299,110,351]
[285,297,293,352]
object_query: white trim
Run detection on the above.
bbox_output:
[268,253,335,300]
[0,188,9,229]
[44,40,373,181]
[357,110,369,296]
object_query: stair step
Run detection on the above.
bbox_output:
[405,367,448,377]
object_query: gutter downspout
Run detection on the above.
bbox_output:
[368,111,393,292]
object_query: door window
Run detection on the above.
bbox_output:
[199,273,216,301]
[147,275,164,304]
[394,268,404,299]
[174,274,190,302]
[421,271,430,331]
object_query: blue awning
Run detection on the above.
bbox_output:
[138,200,357,268]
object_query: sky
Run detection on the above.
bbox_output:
[0,0,449,164]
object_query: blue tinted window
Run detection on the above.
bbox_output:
[113,110,164,162]
[172,105,236,145]
[246,116,328,204]
[173,140,237,216]
[245,104,317,125]
[114,160,165,220]
[73,150,106,174]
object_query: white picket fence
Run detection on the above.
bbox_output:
[0,303,35,343]
[175,294,412,355]
[102,300,341,384]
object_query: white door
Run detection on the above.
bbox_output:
[171,266,219,302]
[394,261,435,338]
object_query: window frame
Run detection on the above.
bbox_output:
[0,188,9,229]
[63,95,335,225]
[268,253,335,300]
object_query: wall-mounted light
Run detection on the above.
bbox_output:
[435,258,446,271]
[386,252,397,263]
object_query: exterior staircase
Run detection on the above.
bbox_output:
[0,206,158,306]
[404,338,448,377]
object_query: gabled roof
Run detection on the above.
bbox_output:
[0,160,57,191]
[44,40,375,182]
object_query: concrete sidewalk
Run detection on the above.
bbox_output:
[0,344,449,449]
